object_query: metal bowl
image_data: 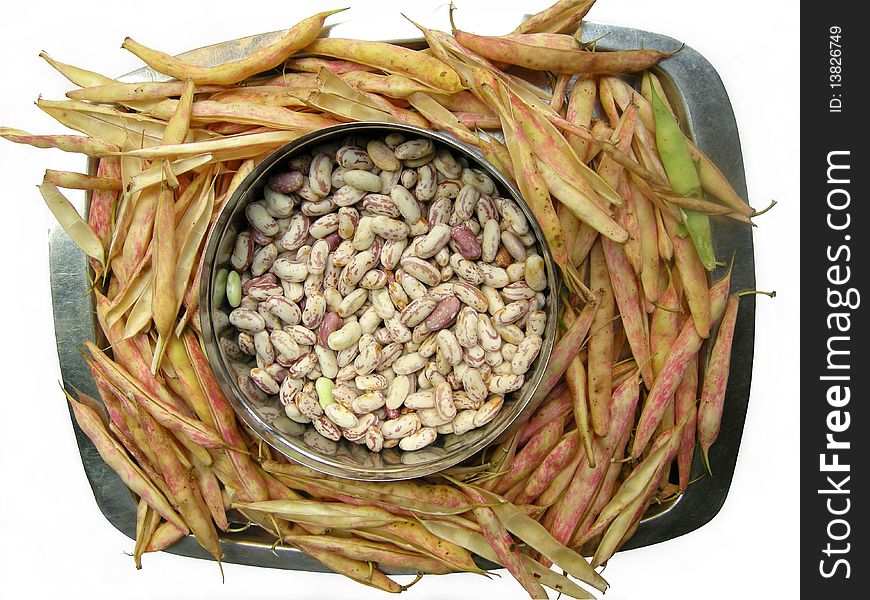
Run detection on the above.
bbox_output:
[199,122,559,481]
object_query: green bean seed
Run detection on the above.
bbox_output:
[213,268,228,308]
[315,377,335,409]
[226,270,242,308]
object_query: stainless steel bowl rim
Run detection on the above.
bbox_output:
[199,122,560,481]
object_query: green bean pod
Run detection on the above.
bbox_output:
[649,74,716,270]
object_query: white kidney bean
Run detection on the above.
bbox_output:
[338,288,368,318]
[327,320,362,351]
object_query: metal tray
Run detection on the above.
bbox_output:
[50,16,755,571]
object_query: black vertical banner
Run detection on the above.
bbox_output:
[802,5,864,597]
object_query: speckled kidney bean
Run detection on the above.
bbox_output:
[394,138,434,160]
[230,308,265,333]
[308,213,339,239]
[436,329,462,366]
[301,198,336,217]
[434,246,452,267]
[336,207,358,240]
[463,344,487,368]
[390,185,422,223]
[253,329,275,364]
[452,257,484,285]
[462,168,496,195]
[257,305,283,332]
[455,307,479,348]
[377,342,404,371]
[278,214,309,251]
[301,291,326,329]
[497,198,529,235]
[288,352,319,379]
[340,250,376,287]
[392,352,427,375]
[245,201,279,236]
[231,231,255,270]
[493,319,524,345]
[375,238,402,271]
[399,257,441,287]
[411,322,431,344]
[367,139,400,171]
[369,215,409,240]
[238,332,256,356]
[387,281,410,313]
[451,282,487,313]
[478,263,510,288]
[433,148,462,179]
[451,185,480,224]
[337,288,368,318]
[270,329,302,362]
[267,170,303,194]
[399,427,437,451]
[356,269,385,290]
[354,336,381,376]
[435,180,461,200]
[473,193,497,223]
[308,153,332,197]
[272,258,308,283]
[336,146,373,170]
[511,335,542,375]
[281,325,315,346]
[427,197,452,229]
[379,169,401,194]
[316,311,342,347]
[247,279,283,301]
[495,300,530,325]
[415,164,437,201]
[476,313,502,352]
[424,296,460,331]
[261,296,301,326]
[399,296,438,327]
[314,345,339,379]
[414,223,451,259]
[381,413,422,439]
[473,395,504,427]
[264,188,295,220]
[306,239,329,276]
[450,226,481,260]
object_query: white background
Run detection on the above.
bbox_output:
[0,1,799,598]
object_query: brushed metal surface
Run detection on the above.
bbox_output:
[51,17,754,569]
